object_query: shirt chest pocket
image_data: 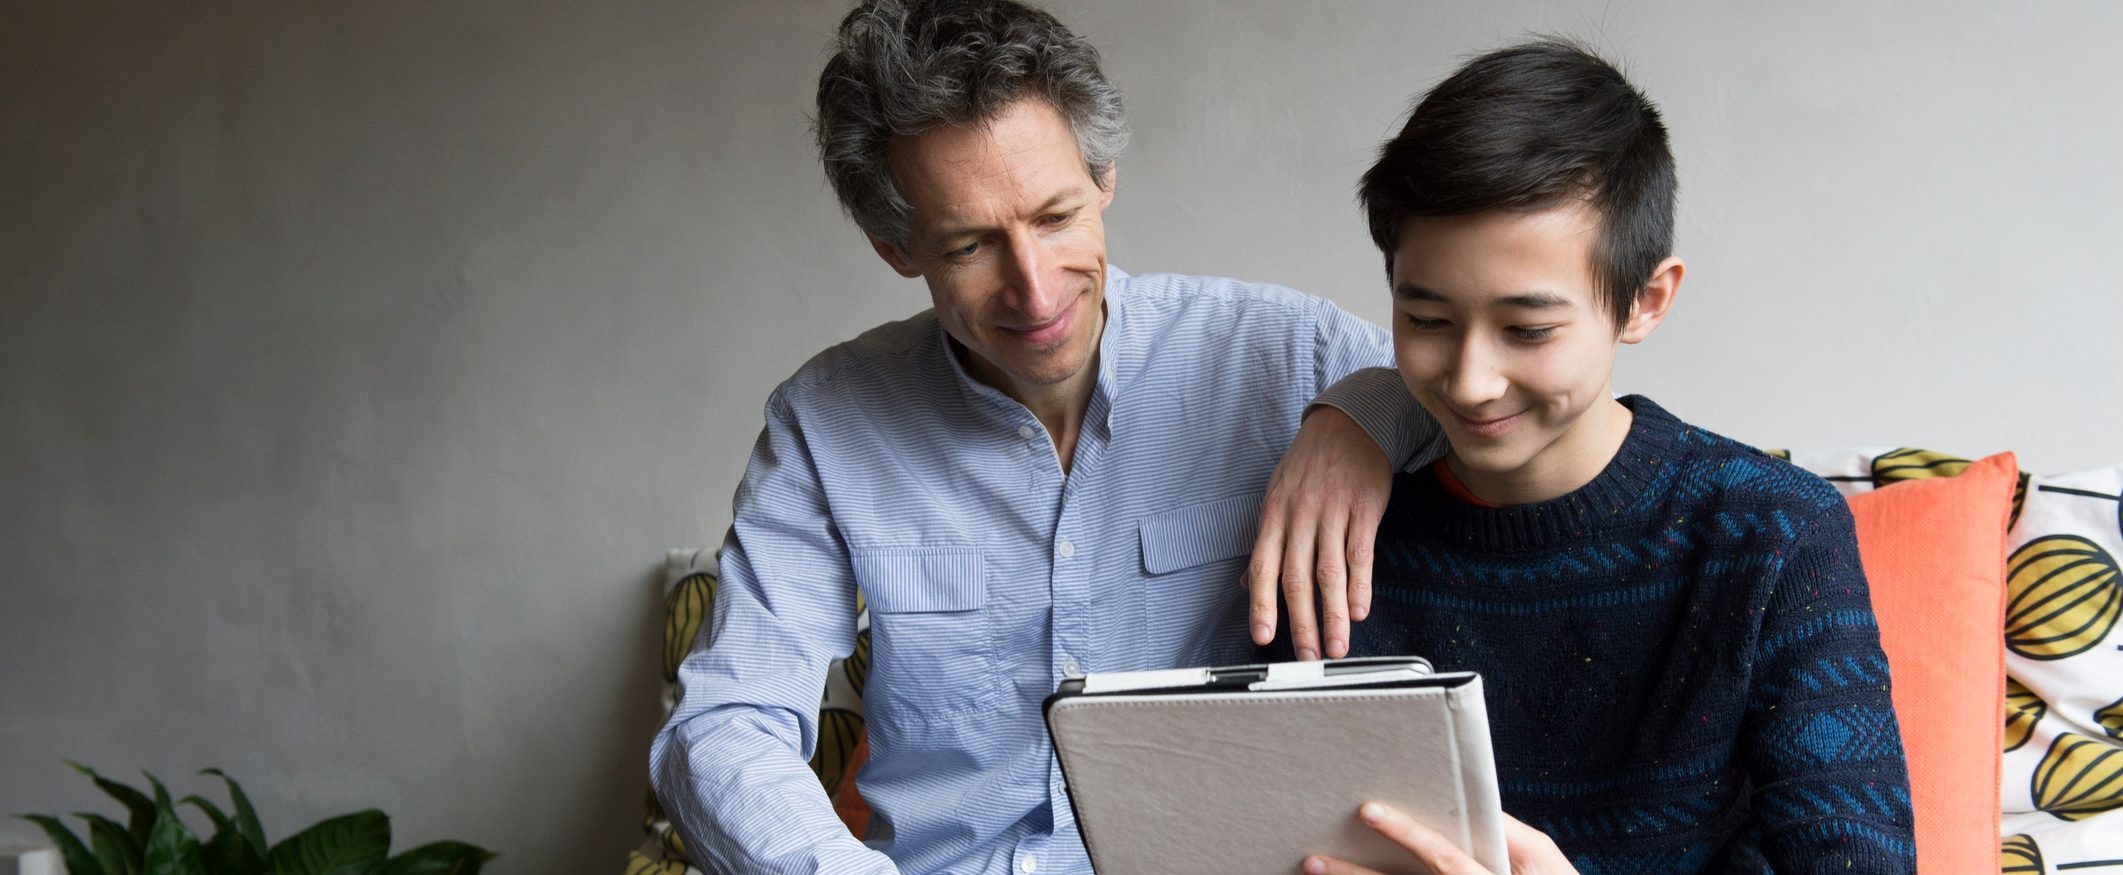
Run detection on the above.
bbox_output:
[851,546,1000,725]
[1136,493,1263,660]
[1139,492,1263,575]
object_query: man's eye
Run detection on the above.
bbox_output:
[946,241,980,258]
[1511,326,1557,341]
[1040,210,1076,227]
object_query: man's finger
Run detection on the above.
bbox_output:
[1247,514,1287,646]
[1346,501,1381,624]
[1281,519,1321,660]
[1315,510,1351,659]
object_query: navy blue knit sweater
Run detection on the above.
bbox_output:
[1354,396,1916,873]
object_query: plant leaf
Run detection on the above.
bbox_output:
[16,814,103,875]
[177,797,232,839]
[177,794,269,874]
[199,769,268,860]
[76,813,142,875]
[200,828,268,875]
[375,842,495,875]
[142,808,204,875]
[267,810,390,875]
[143,774,173,817]
[65,762,157,847]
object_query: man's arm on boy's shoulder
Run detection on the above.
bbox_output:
[1742,501,1916,872]
[649,392,896,874]
[1250,294,1443,659]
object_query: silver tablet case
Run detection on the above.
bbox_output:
[1046,673,1508,874]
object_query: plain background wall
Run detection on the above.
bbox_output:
[5,0,2119,870]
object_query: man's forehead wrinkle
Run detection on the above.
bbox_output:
[915,163,1087,242]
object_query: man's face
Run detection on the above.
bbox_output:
[873,99,1114,403]
[1389,203,1655,501]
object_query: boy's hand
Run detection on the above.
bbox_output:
[1248,406,1392,660]
[1301,803,1578,875]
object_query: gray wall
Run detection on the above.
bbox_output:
[4,1,2118,870]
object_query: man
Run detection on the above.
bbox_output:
[649,1,1433,873]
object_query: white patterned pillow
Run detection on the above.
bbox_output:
[1780,448,2123,871]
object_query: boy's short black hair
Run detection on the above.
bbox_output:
[1359,39,1676,328]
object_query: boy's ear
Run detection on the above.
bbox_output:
[869,234,923,278]
[1618,256,1684,344]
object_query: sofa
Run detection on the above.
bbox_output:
[629,446,2123,875]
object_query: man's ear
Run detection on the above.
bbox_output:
[1618,256,1684,345]
[1096,164,1117,210]
[868,234,922,279]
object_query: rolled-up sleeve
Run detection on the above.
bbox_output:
[649,389,898,875]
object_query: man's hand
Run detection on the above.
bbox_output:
[1301,803,1578,875]
[1247,406,1392,660]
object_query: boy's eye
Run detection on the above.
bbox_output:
[1405,315,1451,331]
[1511,326,1557,341]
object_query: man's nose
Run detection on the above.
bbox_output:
[1002,235,1062,318]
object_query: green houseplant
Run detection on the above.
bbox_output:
[17,763,494,875]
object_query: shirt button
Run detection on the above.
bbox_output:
[1020,857,1038,874]
[1018,425,1036,439]
[1063,656,1082,676]
[1057,539,1075,559]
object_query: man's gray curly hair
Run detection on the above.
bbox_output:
[814,0,1128,250]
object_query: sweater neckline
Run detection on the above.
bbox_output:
[1397,396,1685,552]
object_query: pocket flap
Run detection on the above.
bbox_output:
[1138,492,1264,575]
[852,547,986,612]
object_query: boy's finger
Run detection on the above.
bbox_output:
[1301,855,1384,875]
[1359,802,1491,875]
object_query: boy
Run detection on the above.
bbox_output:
[1309,40,1916,873]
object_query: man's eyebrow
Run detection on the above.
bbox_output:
[1036,188,1087,214]
[929,187,1091,243]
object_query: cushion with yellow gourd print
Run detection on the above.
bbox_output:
[627,548,873,875]
[1777,447,2123,872]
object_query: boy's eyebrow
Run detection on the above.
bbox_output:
[1392,283,1574,311]
[1391,282,1446,302]
[1497,291,1573,310]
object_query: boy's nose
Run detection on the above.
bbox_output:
[1445,341,1509,408]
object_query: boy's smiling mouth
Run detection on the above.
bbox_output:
[1449,408,1525,438]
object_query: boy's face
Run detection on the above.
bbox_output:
[1389,203,1673,503]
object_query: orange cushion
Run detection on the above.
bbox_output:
[1844,451,2015,874]
[833,734,871,839]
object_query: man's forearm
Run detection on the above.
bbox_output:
[651,703,897,874]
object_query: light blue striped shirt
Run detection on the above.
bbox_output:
[652,268,1431,874]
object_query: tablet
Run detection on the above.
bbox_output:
[1045,657,1508,874]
